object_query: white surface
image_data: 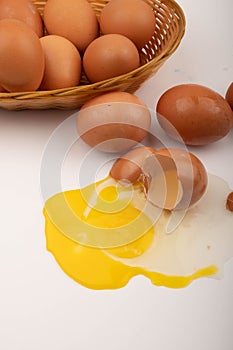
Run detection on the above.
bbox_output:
[0,1,233,349]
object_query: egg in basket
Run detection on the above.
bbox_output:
[0,0,185,110]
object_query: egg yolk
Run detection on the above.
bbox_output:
[43,176,218,290]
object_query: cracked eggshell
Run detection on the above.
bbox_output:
[226,82,233,111]
[110,146,208,210]
[142,153,183,211]
[110,146,157,184]
[150,148,208,210]
[226,192,233,212]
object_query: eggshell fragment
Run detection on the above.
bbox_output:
[83,34,140,83]
[0,0,43,37]
[76,92,151,153]
[226,192,233,212]
[225,82,233,111]
[99,0,156,49]
[0,19,45,92]
[110,146,157,184]
[39,35,82,90]
[142,153,184,211]
[156,84,233,145]
[44,0,99,52]
[149,148,208,210]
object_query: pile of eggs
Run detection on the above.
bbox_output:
[0,0,156,92]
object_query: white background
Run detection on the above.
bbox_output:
[0,0,233,349]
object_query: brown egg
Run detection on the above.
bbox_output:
[76,92,151,153]
[156,84,233,145]
[110,146,157,184]
[0,19,45,92]
[147,148,208,210]
[83,34,140,83]
[0,85,6,92]
[99,0,156,49]
[44,0,99,53]
[39,35,82,90]
[0,0,43,37]
[225,82,233,111]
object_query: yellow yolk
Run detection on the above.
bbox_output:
[42,175,233,290]
[44,216,217,290]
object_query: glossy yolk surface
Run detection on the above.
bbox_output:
[43,176,218,290]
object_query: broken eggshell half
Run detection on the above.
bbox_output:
[151,148,208,210]
[110,146,208,211]
[142,153,183,211]
[110,146,157,184]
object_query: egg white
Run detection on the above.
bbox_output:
[106,174,233,278]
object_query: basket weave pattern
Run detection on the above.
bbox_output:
[0,0,185,110]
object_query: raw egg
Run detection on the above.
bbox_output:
[83,34,140,83]
[99,0,156,49]
[44,0,99,52]
[156,84,233,145]
[43,171,233,290]
[76,92,151,152]
[0,0,43,37]
[0,19,45,92]
[39,35,82,90]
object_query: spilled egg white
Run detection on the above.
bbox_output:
[105,174,233,279]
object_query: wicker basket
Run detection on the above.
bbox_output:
[0,0,186,110]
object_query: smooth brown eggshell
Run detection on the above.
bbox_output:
[156,84,233,145]
[83,34,140,83]
[39,35,82,90]
[225,82,233,111]
[0,19,45,92]
[0,0,43,37]
[44,0,99,53]
[0,85,6,92]
[99,0,156,49]
[76,92,151,153]
[110,146,157,184]
[153,148,208,209]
